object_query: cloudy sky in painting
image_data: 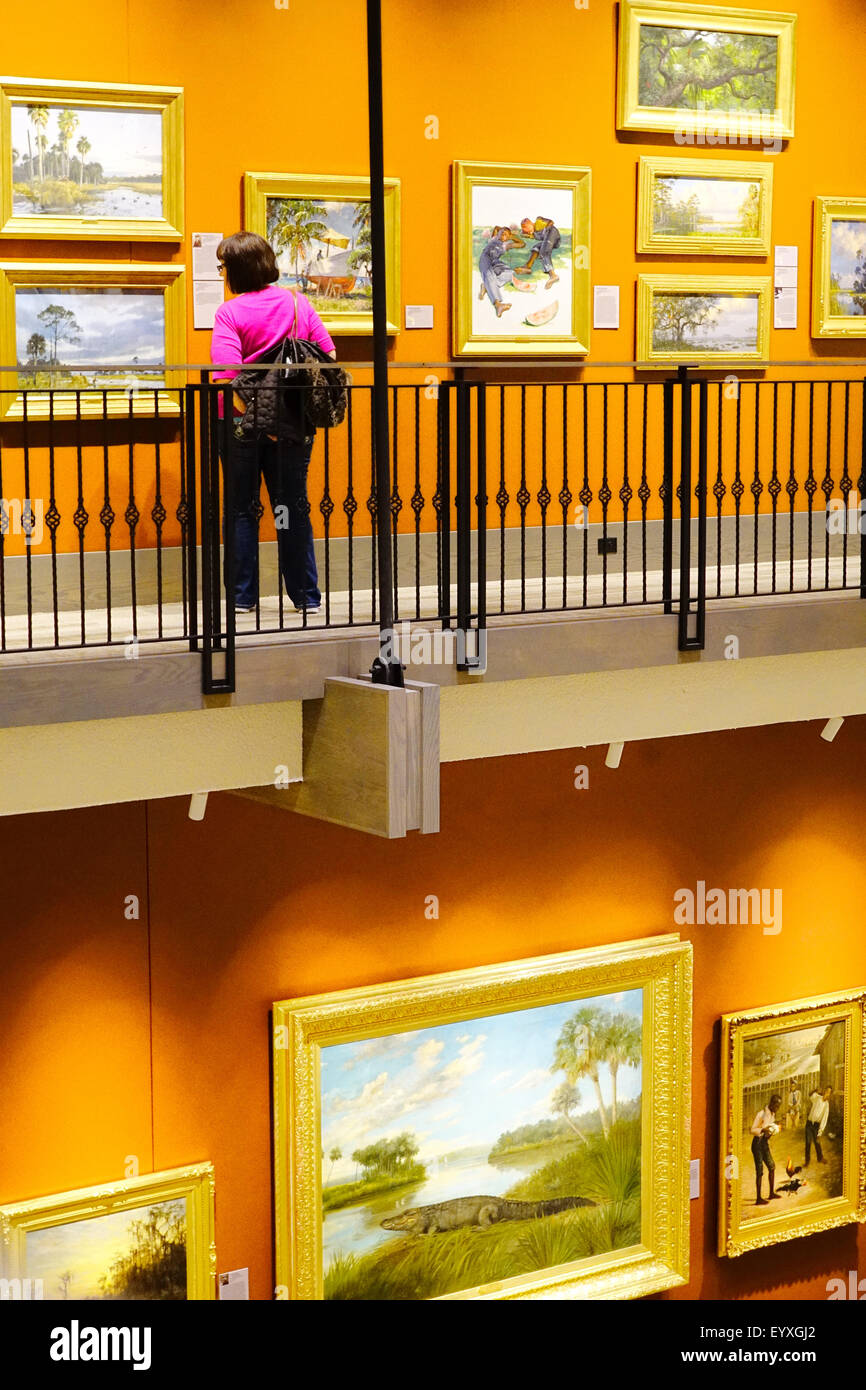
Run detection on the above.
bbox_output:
[659,176,756,225]
[16,288,166,365]
[830,220,866,289]
[11,105,162,179]
[23,1199,186,1301]
[321,991,642,1182]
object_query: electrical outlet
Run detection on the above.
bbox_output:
[598,536,617,556]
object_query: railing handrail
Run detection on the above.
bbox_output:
[3,358,866,376]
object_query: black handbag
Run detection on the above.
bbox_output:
[283,292,350,430]
[231,292,349,439]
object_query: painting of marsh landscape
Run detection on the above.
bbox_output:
[652,174,760,243]
[739,1021,845,1226]
[828,220,866,318]
[266,196,373,316]
[651,290,759,355]
[23,1199,188,1300]
[15,286,167,389]
[319,989,643,1300]
[11,104,163,220]
[638,24,778,113]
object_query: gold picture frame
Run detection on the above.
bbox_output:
[273,934,692,1301]
[617,1,797,142]
[719,990,866,1258]
[811,197,866,338]
[637,273,772,365]
[452,160,591,358]
[0,1163,216,1300]
[244,171,401,337]
[637,156,772,256]
[0,261,186,419]
[0,77,184,241]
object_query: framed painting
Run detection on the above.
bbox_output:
[719,990,866,1257]
[617,1,797,142]
[273,934,692,1301]
[0,261,185,419]
[812,197,866,338]
[0,1163,216,1300]
[452,160,591,358]
[244,172,401,337]
[0,77,184,241]
[637,273,771,365]
[637,156,772,256]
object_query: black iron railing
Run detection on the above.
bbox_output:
[0,365,863,684]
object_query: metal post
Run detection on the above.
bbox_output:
[861,378,866,599]
[662,374,674,614]
[366,0,403,686]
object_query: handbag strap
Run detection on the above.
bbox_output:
[289,290,299,340]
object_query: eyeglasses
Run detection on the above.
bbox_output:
[217,262,225,273]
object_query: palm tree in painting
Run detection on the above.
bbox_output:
[28,105,49,182]
[25,332,47,367]
[268,199,328,280]
[57,109,79,179]
[601,1013,641,1126]
[76,135,91,187]
[552,1006,611,1139]
[551,1079,589,1141]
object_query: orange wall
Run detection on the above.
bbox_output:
[3,0,866,366]
[2,719,866,1300]
[2,0,866,558]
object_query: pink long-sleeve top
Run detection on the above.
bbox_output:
[210,285,335,380]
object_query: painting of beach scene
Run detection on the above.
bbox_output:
[21,1198,188,1300]
[651,290,759,355]
[828,220,866,318]
[638,23,778,113]
[11,104,163,220]
[653,175,760,242]
[15,286,167,389]
[739,1021,845,1226]
[266,196,373,317]
[470,184,573,339]
[319,988,643,1300]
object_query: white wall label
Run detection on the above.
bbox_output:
[219,1267,250,1300]
[690,1158,700,1200]
[593,285,619,329]
[405,305,434,329]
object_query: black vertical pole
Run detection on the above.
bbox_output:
[366,0,403,685]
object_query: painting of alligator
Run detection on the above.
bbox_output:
[381,1194,595,1235]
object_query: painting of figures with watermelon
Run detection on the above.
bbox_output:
[453,162,591,357]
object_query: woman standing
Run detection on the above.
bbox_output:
[211,231,336,614]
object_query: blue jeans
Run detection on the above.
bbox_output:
[222,428,320,609]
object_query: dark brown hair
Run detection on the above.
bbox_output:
[217,231,279,294]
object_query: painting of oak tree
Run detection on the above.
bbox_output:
[638,25,778,112]
[652,292,758,352]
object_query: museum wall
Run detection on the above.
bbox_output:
[2,0,865,560]
[3,0,865,368]
[1,719,865,1299]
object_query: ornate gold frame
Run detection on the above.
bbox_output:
[719,990,866,1258]
[452,160,591,358]
[637,272,771,365]
[617,1,797,141]
[273,934,692,1301]
[637,156,773,256]
[244,171,401,337]
[0,261,185,419]
[812,197,866,338]
[0,77,184,241]
[0,1163,216,1299]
